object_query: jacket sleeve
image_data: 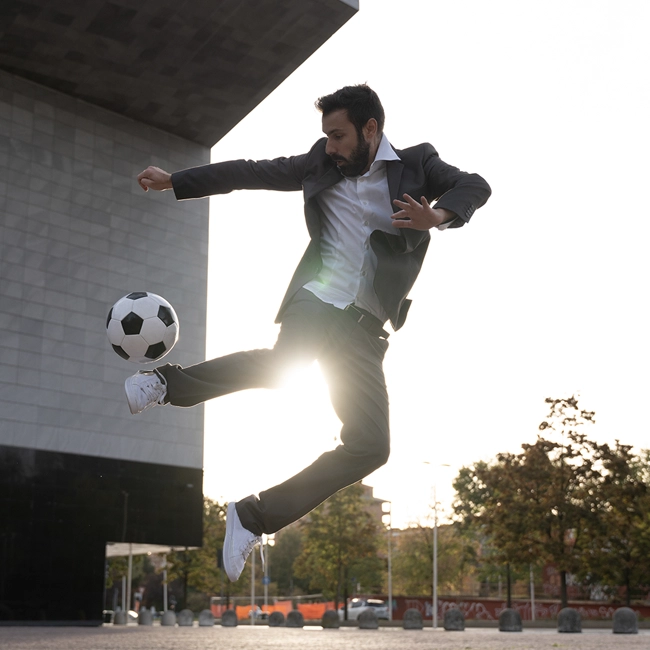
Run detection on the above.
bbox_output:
[422,143,491,228]
[171,153,309,200]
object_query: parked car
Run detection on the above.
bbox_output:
[338,598,389,620]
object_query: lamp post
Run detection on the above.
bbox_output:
[162,553,168,612]
[251,547,256,626]
[263,534,274,614]
[381,501,393,621]
[423,462,450,630]
[433,483,438,630]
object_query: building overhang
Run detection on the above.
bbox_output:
[0,0,358,146]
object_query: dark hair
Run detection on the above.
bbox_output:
[315,84,385,135]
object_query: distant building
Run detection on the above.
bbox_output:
[359,483,389,529]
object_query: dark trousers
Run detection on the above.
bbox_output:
[157,289,390,536]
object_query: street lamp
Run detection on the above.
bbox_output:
[251,542,257,627]
[381,502,392,621]
[423,462,451,630]
[264,534,275,614]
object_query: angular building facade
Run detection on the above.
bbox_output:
[0,0,357,623]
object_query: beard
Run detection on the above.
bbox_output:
[331,136,371,177]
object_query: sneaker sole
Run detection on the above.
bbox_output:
[223,502,240,582]
[124,375,142,415]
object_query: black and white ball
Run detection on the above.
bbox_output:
[106,292,179,363]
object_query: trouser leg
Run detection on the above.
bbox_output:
[237,322,390,536]
[156,289,331,407]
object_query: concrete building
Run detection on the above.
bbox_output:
[0,0,357,623]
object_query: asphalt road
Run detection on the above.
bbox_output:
[0,625,649,650]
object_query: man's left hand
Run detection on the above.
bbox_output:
[391,194,455,230]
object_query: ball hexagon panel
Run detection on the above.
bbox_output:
[130,295,163,320]
[140,316,166,345]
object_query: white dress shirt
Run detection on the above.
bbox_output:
[303,134,400,323]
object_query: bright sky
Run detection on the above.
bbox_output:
[202,0,650,529]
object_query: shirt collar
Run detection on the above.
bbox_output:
[372,133,401,165]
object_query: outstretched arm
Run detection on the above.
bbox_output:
[136,156,308,200]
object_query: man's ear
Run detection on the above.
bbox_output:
[363,118,378,141]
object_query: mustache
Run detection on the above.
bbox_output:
[329,154,347,163]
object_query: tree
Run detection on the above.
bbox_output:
[167,497,227,609]
[453,396,600,608]
[270,525,310,596]
[581,444,650,604]
[293,482,383,610]
[391,522,467,597]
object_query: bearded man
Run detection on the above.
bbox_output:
[128,84,491,582]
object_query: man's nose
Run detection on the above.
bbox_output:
[325,139,336,156]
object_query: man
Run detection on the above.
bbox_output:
[128,84,491,582]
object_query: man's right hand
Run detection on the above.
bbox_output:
[137,166,173,192]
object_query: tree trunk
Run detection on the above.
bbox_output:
[506,563,512,608]
[343,567,349,620]
[625,574,631,607]
[335,561,342,611]
[560,570,568,609]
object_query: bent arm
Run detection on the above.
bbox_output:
[423,145,492,227]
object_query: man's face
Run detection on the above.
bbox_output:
[322,109,371,177]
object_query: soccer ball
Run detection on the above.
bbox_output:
[106,292,179,363]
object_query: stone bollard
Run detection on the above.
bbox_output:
[321,609,340,628]
[557,607,581,633]
[138,609,153,626]
[221,609,238,627]
[358,608,379,629]
[161,610,176,626]
[113,610,127,626]
[198,609,215,626]
[402,608,423,630]
[177,608,194,626]
[268,611,285,627]
[286,610,304,628]
[444,608,465,631]
[613,607,638,634]
[499,608,522,632]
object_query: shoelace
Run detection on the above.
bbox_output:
[241,535,265,571]
[152,369,167,403]
[139,371,167,405]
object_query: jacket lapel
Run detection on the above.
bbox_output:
[386,158,404,210]
[303,166,341,201]
[385,157,429,254]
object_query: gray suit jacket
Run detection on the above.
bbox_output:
[172,138,491,330]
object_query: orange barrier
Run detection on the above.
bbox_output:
[211,604,228,617]
[213,600,336,620]
[297,602,336,620]
[263,600,293,614]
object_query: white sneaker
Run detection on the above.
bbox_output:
[124,370,167,415]
[223,502,262,582]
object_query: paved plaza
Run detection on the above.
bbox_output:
[0,625,649,650]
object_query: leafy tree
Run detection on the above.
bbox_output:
[391,522,466,596]
[167,497,227,609]
[293,482,383,610]
[581,445,650,604]
[453,396,600,608]
[270,525,310,596]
